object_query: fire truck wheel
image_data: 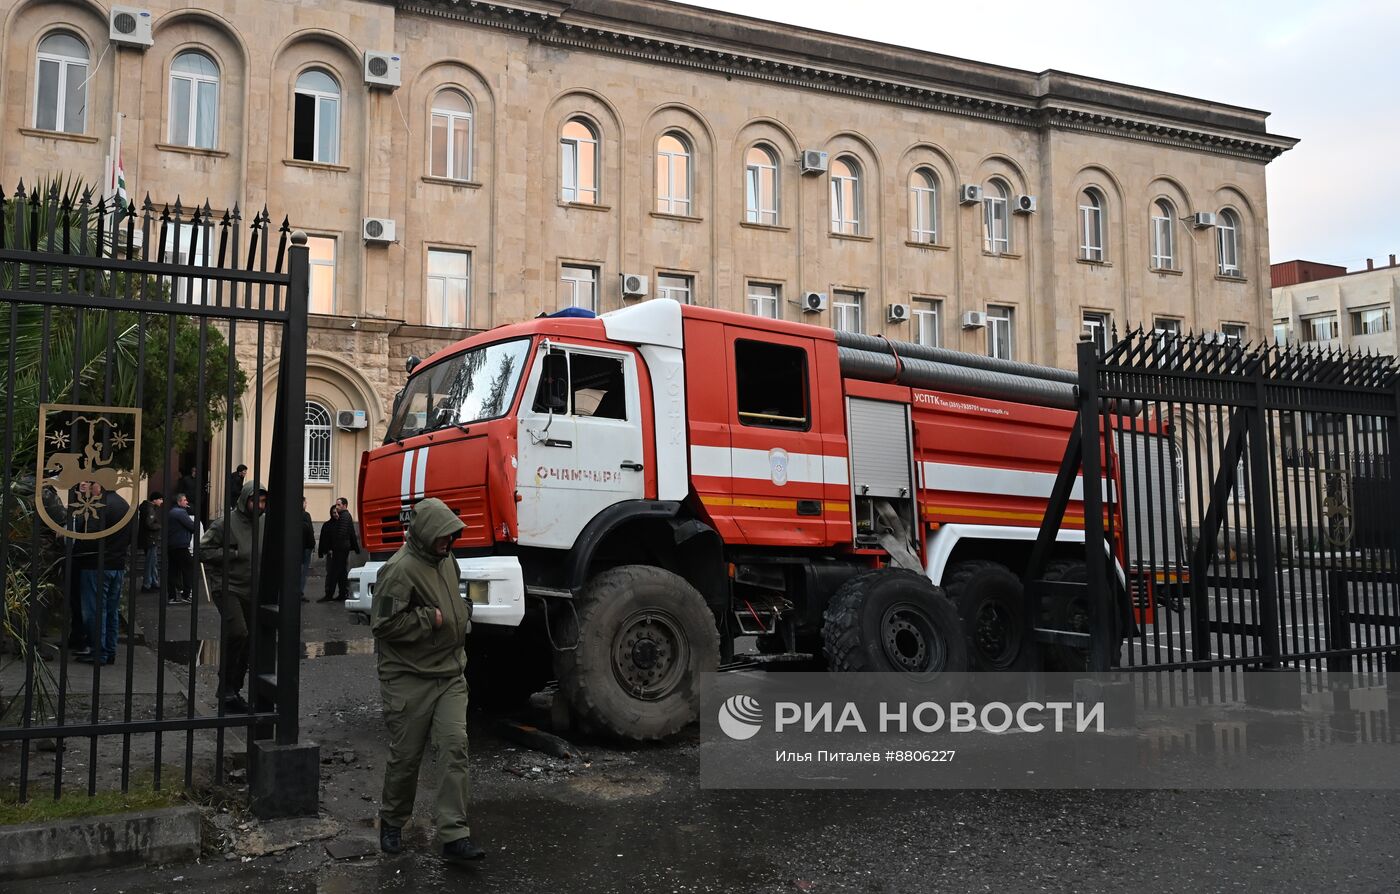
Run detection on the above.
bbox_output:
[944,561,1029,671]
[554,565,719,742]
[822,569,968,678]
[1040,560,1096,671]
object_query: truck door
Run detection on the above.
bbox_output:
[516,342,646,548]
[724,329,829,546]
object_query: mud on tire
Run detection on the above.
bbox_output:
[822,569,968,678]
[553,565,719,742]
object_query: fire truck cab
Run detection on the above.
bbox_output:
[350,300,1129,739]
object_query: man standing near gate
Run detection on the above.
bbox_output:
[318,498,359,602]
[200,480,265,713]
[72,481,133,665]
[370,497,482,864]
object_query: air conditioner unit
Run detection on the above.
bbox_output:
[336,409,368,430]
[1191,211,1217,229]
[887,303,910,323]
[364,51,402,89]
[1013,194,1037,214]
[958,184,984,205]
[363,217,396,244]
[802,291,828,313]
[109,6,154,48]
[799,150,829,175]
[621,273,649,299]
[961,311,988,329]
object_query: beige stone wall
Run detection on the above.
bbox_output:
[1,0,1289,506]
[1272,265,1400,357]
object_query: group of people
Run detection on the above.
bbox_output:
[57,462,482,863]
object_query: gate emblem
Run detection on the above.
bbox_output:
[36,404,142,540]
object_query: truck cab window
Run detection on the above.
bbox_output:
[736,339,809,429]
[531,350,628,420]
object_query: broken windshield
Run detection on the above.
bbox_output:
[386,338,531,441]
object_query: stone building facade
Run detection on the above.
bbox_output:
[0,0,1296,507]
[1272,256,1400,356]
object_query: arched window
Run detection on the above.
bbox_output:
[560,117,599,204]
[744,144,779,225]
[830,156,863,235]
[304,401,332,483]
[169,51,220,149]
[430,89,472,181]
[1217,208,1241,276]
[293,69,340,164]
[909,168,938,244]
[1079,188,1105,261]
[984,180,1010,253]
[1151,199,1176,269]
[655,132,692,215]
[35,31,89,134]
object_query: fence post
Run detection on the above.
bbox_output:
[248,230,317,820]
[1247,367,1282,667]
[1077,339,1112,672]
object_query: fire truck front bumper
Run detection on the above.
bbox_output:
[345,556,526,627]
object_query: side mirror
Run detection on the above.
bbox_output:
[546,376,568,413]
[406,354,421,374]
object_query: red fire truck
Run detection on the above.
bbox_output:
[349,300,1164,739]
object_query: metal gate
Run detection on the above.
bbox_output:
[1029,329,1400,673]
[0,184,308,801]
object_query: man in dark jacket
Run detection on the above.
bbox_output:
[226,464,247,510]
[72,482,133,665]
[138,491,164,592]
[200,480,266,713]
[166,492,198,605]
[370,497,481,863]
[301,498,316,599]
[318,502,360,602]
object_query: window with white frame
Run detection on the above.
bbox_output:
[1079,188,1105,261]
[34,32,89,134]
[1351,305,1392,336]
[1153,317,1182,337]
[1152,316,1183,360]
[426,248,470,327]
[830,156,862,236]
[169,51,219,149]
[656,273,692,304]
[1151,199,1176,269]
[560,118,599,204]
[304,401,332,483]
[1221,322,1247,344]
[308,236,336,314]
[747,282,780,319]
[832,290,863,333]
[912,298,941,347]
[987,304,1014,359]
[559,264,598,311]
[162,221,215,304]
[984,180,1010,254]
[430,89,472,181]
[1274,320,1291,346]
[655,132,692,216]
[745,144,779,226]
[1082,311,1111,353]
[293,69,340,164]
[1303,314,1339,343]
[909,168,938,244]
[1216,208,1241,276]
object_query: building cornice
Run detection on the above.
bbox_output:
[400,0,1297,162]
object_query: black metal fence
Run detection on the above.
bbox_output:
[1030,329,1400,675]
[0,184,309,802]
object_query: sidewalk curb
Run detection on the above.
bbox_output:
[0,805,203,880]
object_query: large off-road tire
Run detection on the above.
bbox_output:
[1039,560,1123,672]
[944,560,1029,671]
[822,569,968,677]
[553,565,719,742]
